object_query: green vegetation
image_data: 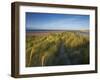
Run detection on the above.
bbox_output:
[26,32,89,67]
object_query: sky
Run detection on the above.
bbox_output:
[26,12,89,30]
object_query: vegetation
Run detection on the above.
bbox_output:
[26,31,89,67]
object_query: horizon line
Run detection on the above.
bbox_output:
[26,29,89,31]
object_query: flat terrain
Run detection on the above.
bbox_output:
[26,31,89,67]
[26,30,89,36]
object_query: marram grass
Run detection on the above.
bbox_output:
[26,32,89,67]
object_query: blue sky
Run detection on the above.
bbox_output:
[26,12,89,30]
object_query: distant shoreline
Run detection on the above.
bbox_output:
[26,30,89,36]
[26,29,89,32]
